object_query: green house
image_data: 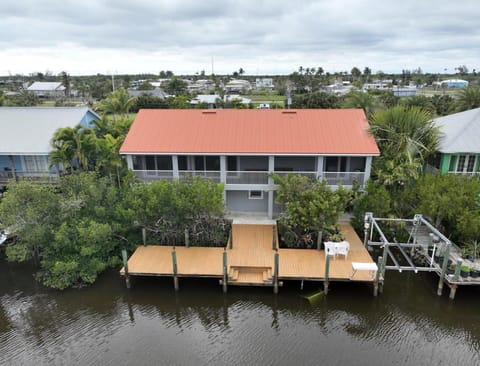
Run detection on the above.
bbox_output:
[434,108,480,175]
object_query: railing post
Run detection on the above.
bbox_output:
[185,228,189,248]
[272,226,277,250]
[324,253,330,295]
[121,249,131,289]
[317,230,322,251]
[222,249,228,293]
[273,251,279,294]
[228,229,232,249]
[172,249,179,291]
[453,260,462,282]
[142,228,146,246]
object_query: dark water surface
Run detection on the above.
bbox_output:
[1,255,480,366]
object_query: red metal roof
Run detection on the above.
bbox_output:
[120,109,380,155]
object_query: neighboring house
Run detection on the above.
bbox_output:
[188,79,215,93]
[440,79,469,88]
[27,82,66,98]
[255,78,274,90]
[127,88,168,99]
[0,107,100,187]
[391,86,417,97]
[120,109,380,218]
[433,108,480,175]
[224,79,252,94]
[190,94,222,108]
[224,94,251,105]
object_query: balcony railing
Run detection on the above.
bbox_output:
[0,171,59,185]
[179,170,221,182]
[226,171,269,184]
[133,170,174,181]
[446,171,480,176]
[320,172,366,186]
[132,169,366,186]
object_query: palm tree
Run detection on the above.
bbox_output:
[343,91,376,116]
[96,134,124,188]
[456,87,480,112]
[50,125,97,172]
[369,106,441,185]
[95,88,136,121]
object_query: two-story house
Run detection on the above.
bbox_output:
[119,109,380,218]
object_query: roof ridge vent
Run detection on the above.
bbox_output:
[202,110,217,114]
[282,111,297,114]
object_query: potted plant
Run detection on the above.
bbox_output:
[461,240,478,261]
[446,264,455,275]
[460,264,471,278]
[470,266,480,279]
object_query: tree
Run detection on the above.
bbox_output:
[273,174,349,247]
[132,94,169,112]
[363,67,372,82]
[291,91,340,108]
[137,81,155,90]
[369,106,440,186]
[60,71,71,98]
[50,125,97,171]
[342,91,376,116]
[431,94,455,116]
[351,67,361,81]
[399,95,434,113]
[0,181,62,264]
[456,87,480,112]
[95,87,136,121]
[163,76,188,95]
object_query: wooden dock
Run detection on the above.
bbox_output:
[121,221,377,291]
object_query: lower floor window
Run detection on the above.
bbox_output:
[248,190,264,199]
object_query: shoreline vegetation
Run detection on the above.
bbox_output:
[1,70,480,290]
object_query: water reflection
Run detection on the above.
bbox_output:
[1,256,480,365]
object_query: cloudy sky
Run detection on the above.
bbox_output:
[1,0,479,76]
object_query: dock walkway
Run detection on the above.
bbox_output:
[121,221,376,290]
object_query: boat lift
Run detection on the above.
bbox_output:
[363,212,478,299]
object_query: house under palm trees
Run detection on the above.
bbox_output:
[0,107,99,187]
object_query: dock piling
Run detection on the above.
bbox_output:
[222,250,228,293]
[449,284,458,300]
[272,226,277,250]
[273,251,279,294]
[121,249,131,289]
[373,256,382,296]
[437,244,450,296]
[172,249,179,291]
[142,228,146,246]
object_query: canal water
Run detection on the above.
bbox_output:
[1,254,480,366]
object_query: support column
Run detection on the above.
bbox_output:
[220,156,227,184]
[373,256,382,296]
[268,190,274,219]
[316,156,324,180]
[126,155,134,170]
[449,285,458,300]
[364,156,373,183]
[172,155,179,179]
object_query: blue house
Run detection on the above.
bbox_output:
[0,107,99,187]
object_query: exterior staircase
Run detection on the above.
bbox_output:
[228,266,273,286]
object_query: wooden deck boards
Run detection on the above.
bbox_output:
[122,222,376,283]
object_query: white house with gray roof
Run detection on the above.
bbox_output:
[433,107,480,175]
[27,82,66,98]
[0,107,99,186]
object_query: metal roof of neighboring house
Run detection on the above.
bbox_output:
[27,82,65,91]
[0,107,99,155]
[434,108,480,153]
[120,109,380,155]
[190,95,221,104]
[127,89,167,99]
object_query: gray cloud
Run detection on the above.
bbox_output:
[0,0,479,75]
